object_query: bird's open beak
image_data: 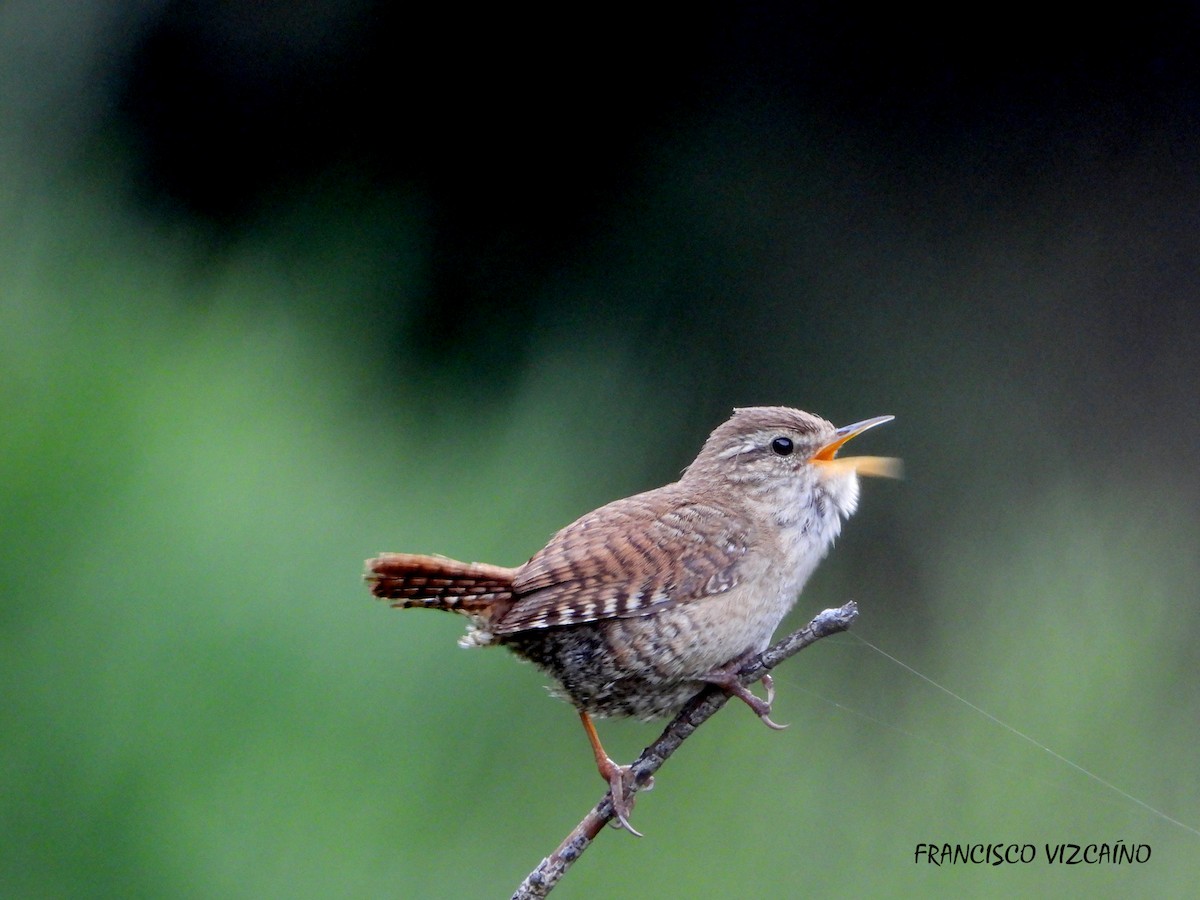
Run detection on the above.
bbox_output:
[810,415,902,478]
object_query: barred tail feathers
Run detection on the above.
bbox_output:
[366,552,516,614]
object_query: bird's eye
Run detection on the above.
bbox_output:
[770,436,794,456]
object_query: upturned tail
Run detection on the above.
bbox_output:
[365,552,516,613]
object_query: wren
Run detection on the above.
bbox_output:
[367,406,898,833]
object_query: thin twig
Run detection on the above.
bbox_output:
[511,600,859,899]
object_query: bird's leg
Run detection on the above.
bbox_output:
[703,662,788,731]
[578,710,647,836]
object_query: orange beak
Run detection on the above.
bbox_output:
[810,415,902,478]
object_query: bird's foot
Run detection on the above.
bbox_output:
[579,709,651,835]
[596,756,652,836]
[705,668,788,730]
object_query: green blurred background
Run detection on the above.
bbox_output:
[3,4,1198,898]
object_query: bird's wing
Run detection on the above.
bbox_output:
[494,488,752,634]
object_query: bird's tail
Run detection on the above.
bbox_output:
[365,552,516,613]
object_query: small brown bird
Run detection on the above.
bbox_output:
[367,406,898,833]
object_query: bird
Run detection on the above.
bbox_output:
[366,406,898,833]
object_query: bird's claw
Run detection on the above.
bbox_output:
[580,710,647,836]
[757,674,788,729]
[705,668,789,730]
[762,673,776,706]
[601,762,644,836]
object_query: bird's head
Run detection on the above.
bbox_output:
[686,406,900,519]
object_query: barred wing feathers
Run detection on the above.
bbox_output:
[495,490,751,634]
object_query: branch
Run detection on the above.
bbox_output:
[511,600,859,899]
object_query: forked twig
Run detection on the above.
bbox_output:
[511,600,860,899]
